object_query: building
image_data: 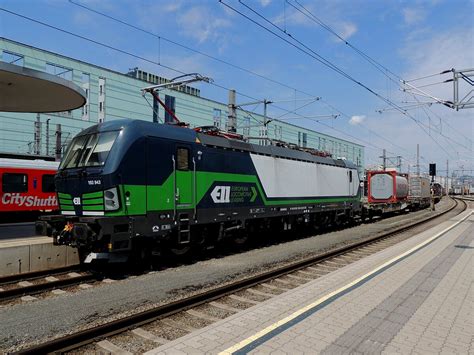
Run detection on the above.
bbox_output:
[0,37,364,172]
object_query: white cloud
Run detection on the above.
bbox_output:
[272,3,357,41]
[259,0,272,7]
[273,6,314,27]
[162,1,182,13]
[402,7,426,25]
[337,22,358,40]
[177,6,231,44]
[134,1,183,33]
[349,115,365,125]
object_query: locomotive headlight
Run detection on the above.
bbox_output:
[104,187,120,211]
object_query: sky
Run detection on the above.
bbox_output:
[0,0,473,176]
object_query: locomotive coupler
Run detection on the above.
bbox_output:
[72,223,94,246]
[54,222,74,246]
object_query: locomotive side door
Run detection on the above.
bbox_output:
[174,145,194,209]
[348,170,354,196]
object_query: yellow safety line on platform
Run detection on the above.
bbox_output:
[219,210,473,355]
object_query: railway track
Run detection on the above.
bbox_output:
[0,266,96,302]
[14,197,467,354]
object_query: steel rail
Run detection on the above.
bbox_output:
[0,265,80,285]
[0,273,97,302]
[15,198,466,354]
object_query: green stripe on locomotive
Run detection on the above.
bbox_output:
[104,171,359,217]
[57,192,73,212]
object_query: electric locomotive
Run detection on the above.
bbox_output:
[37,119,361,263]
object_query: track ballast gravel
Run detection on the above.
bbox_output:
[0,199,452,352]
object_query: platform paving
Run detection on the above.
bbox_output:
[145,209,473,354]
[0,199,456,351]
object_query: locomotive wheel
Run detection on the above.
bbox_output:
[169,243,192,257]
[129,239,152,270]
[232,231,248,246]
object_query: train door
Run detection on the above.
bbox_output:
[173,144,195,244]
[174,145,194,209]
[348,170,354,196]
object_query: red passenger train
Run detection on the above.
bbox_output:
[0,155,59,220]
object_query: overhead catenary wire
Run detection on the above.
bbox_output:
[1,4,455,166]
[221,0,456,159]
[317,99,415,157]
[0,8,262,114]
[67,0,316,100]
[61,1,420,162]
[288,0,459,104]
[0,7,367,143]
[288,0,403,85]
[286,0,472,153]
[65,0,412,156]
[404,70,452,83]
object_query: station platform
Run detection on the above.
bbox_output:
[145,208,473,354]
[0,222,36,240]
[0,236,79,277]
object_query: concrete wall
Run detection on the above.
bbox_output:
[0,238,79,277]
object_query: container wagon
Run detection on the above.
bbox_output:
[431,182,444,203]
[362,170,408,217]
[408,176,431,209]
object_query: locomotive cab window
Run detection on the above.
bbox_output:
[176,148,189,170]
[2,173,28,193]
[60,131,119,169]
[349,171,353,183]
[42,174,56,193]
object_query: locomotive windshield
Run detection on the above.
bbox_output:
[60,131,119,169]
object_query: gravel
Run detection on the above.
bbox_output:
[108,332,157,353]
[220,296,253,310]
[194,303,234,319]
[0,198,453,352]
[235,290,269,302]
[144,321,189,340]
[168,312,212,329]
[253,284,282,295]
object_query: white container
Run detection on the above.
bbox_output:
[409,176,431,198]
[369,173,408,201]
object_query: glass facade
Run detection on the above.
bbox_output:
[0,38,364,173]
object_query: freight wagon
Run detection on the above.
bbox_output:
[431,182,444,203]
[362,170,409,217]
[408,176,431,209]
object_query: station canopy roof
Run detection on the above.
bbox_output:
[0,62,86,113]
